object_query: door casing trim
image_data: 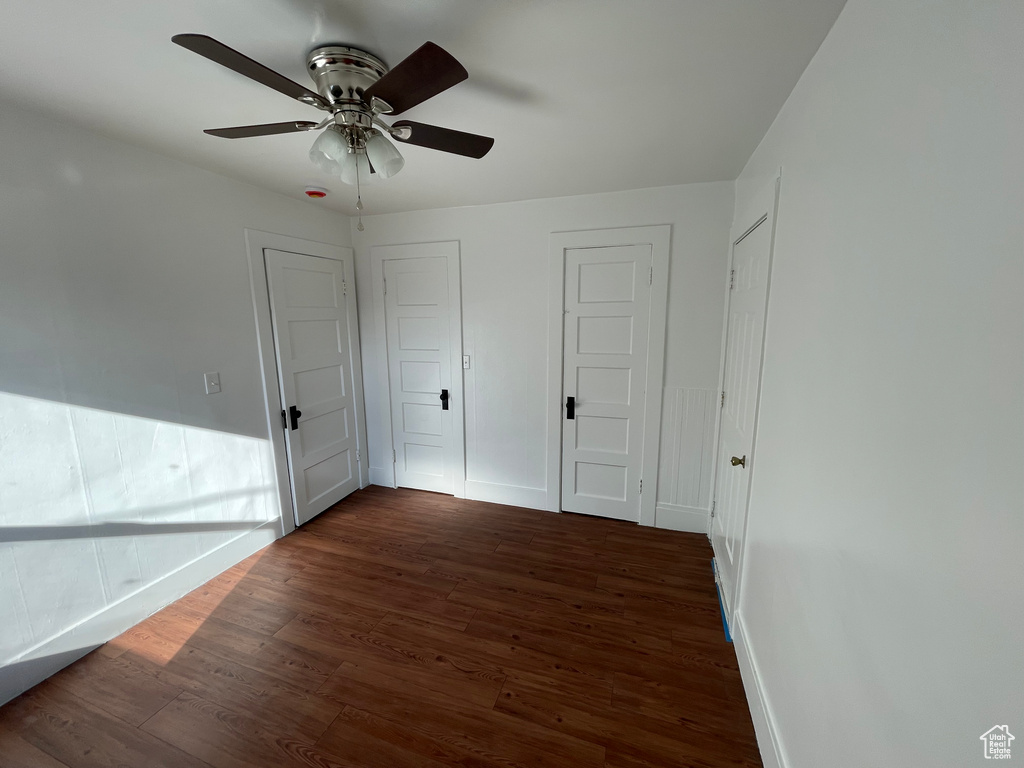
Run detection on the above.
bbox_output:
[370,240,466,497]
[245,229,369,534]
[546,225,671,525]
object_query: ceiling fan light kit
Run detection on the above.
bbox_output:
[171,34,494,214]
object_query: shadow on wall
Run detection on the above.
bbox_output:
[0,390,280,698]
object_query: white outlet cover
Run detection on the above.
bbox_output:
[204,372,221,394]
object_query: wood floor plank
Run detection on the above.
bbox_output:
[0,722,72,768]
[284,569,476,629]
[497,676,760,768]
[223,577,388,632]
[463,608,731,694]
[612,672,753,733]
[447,575,626,621]
[0,486,760,768]
[45,649,183,727]
[277,617,506,708]
[140,692,349,768]
[422,542,600,589]
[3,686,214,768]
[175,587,299,636]
[156,644,344,742]
[314,710,452,768]
[318,668,605,768]
[371,612,614,703]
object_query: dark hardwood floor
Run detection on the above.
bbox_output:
[0,486,762,768]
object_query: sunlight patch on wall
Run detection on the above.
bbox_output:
[0,392,278,666]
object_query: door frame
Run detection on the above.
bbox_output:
[370,241,466,497]
[708,170,781,621]
[546,226,671,525]
[245,229,369,534]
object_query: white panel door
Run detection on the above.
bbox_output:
[265,249,360,526]
[561,244,652,520]
[384,256,454,494]
[712,215,773,613]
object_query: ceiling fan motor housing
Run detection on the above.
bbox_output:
[307,46,387,133]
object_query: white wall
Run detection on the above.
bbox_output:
[730,1,1024,766]
[0,98,350,703]
[351,183,733,524]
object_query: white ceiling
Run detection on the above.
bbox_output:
[0,0,846,215]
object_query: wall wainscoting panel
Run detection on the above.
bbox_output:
[656,387,717,522]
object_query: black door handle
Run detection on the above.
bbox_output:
[289,404,302,430]
[566,396,575,420]
[440,389,449,411]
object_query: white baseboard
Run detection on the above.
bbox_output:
[368,466,395,487]
[654,502,709,533]
[0,521,280,706]
[464,480,548,511]
[732,610,788,768]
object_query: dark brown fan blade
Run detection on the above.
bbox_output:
[204,121,318,139]
[391,121,494,158]
[364,42,468,115]
[172,34,329,110]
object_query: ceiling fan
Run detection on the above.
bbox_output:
[171,34,494,200]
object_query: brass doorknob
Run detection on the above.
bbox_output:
[730,455,746,467]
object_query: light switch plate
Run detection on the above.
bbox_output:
[463,355,471,369]
[204,372,221,394]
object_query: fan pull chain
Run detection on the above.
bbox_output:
[355,156,365,231]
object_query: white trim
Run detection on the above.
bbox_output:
[732,610,788,768]
[654,502,709,533]
[0,521,279,707]
[546,225,671,525]
[245,229,369,532]
[368,466,396,488]
[709,170,782,621]
[370,241,466,498]
[464,480,548,511]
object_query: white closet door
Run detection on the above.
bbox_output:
[265,249,360,525]
[561,244,652,521]
[384,256,455,494]
[712,213,773,614]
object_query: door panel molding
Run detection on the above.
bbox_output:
[547,226,671,526]
[245,229,368,535]
[370,241,466,497]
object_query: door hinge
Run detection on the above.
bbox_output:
[383,277,387,295]
[639,478,643,494]
[710,500,716,519]
[729,269,735,290]
[721,391,725,408]
[392,449,397,463]
[342,280,347,296]
[649,266,653,285]
[280,409,287,429]
[356,450,360,463]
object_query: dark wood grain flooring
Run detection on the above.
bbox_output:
[0,486,762,768]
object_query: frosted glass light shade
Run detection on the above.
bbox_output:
[365,132,405,179]
[308,127,348,175]
[339,151,371,186]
